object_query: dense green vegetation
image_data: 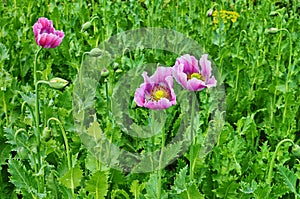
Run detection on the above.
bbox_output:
[0,0,299,198]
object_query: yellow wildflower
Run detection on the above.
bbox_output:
[212,10,240,24]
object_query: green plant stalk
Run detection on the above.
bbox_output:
[33,47,43,193]
[280,28,292,124]
[2,91,8,126]
[157,125,165,199]
[189,95,196,180]
[266,138,294,186]
[271,12,283,124]
[235,30,247,101]
[33,47,43,136]
[47,117,73,196]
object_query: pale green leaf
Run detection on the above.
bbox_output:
[277,165,298,194]
[87,121,103,142]
[8,158,38,197]
[59,164,83,189]
[86,171,109,199]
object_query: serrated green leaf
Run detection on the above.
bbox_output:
[172,165,188,194]
[8,158,38,197]
[145,173,168,199]
[130,180,145,199]
[132,141,183,173]
[87,121,103,142]
[277,165,298,194]
[0,139,11,169]
[86,170,109,199]
[59,164,82,189]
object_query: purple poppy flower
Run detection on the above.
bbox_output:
[33,17,64,48]
[134,67,176,110]
[172,54,217,91]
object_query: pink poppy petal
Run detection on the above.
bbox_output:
[199,54,212,80]
[206,76,217,88]
[187,78,207,91]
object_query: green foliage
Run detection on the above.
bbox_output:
[86,171,109,198]
[1,0,300,198]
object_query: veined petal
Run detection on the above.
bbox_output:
[33,17,64,48]
[172,63,189,89]
[187,78,207,91]
[199,54,212,80]
[206,76,217,88]
[150,67,172,83]
[145,98,174,110]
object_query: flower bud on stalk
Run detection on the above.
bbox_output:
[81,21,92,32]
[49,77,69,89]
[42,127,51,141]
[292,144,300,158]
[88,48,102,57]
[266,28,279,34]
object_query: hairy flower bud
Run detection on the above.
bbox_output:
[81,21,92,31]
[42,127,51,141]
[292,145,300,158]
[266,28,279,34]
[49,77,69,89]
[88,48,102,57]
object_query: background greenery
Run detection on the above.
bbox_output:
[0,0,299,198]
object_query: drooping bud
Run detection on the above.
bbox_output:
[49,77,69,89]
[265,28,279,34]
[81,21,92,32]
[207,8,214,17]
[88,48,102,57]
[292,144,300,158]
[42,127,51,141]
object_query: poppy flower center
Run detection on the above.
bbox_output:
[187,73,204,81]
[150,85,170,101]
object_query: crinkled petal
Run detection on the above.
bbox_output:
[205,76,217,88]
[187,78,207,91]
[199,54,212,81]
[37,33,63,48]
[134,67,176,110]
[145,98,174,110]
[134,84,147,107]
[172,63,189,90]
[164,75,176,103]
[177,54,200,74]
[32,17,64,48]
[150,67,172,83]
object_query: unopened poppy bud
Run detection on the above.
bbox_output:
[266,28,279,34]
[292,145,300,158]
[81,21,92,31]
[116,69,123,73]
[42,127,51,141]
[49,77,69,89]
[101,68,109,77]
[113,62,119,69]
[207,9,213,17]
[88,48,102,57]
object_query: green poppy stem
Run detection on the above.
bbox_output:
[190,95,196,180]
[33,47,43,193]
[46,117,73,196]
[157,123,165,199]
[266,138,295,186]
